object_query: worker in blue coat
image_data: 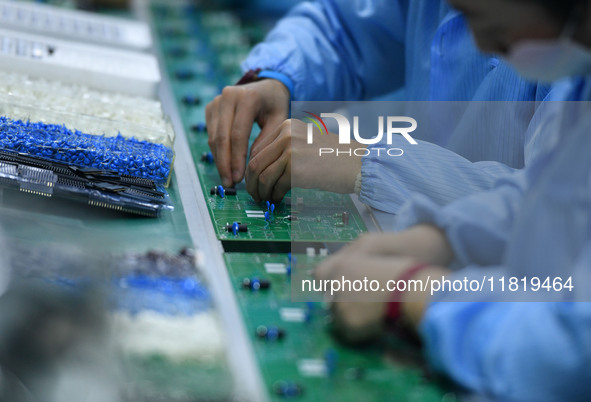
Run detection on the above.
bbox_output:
[315,0,591,399]
[206,0,550,210]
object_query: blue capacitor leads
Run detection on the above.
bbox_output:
[325,349,338,377]
[287,253,294,277]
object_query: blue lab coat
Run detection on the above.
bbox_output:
[394,77,591,400]
[242,0,551,212]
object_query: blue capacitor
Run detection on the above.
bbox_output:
[325,349,338,377]
[232,222,239,236]
[201,152,214,164]
[266,201,270,210]
[304,302,314,322]
[270,203,275,213]
[266,326,280,341]
[265,211,270,221]
[218,185,225,198]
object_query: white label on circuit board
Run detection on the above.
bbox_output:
[264,263,287,274]
[0,1,151,50]
[279,308,306,323]
[245,210,265,218]
[297,359,328,378]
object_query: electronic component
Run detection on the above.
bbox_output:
[210,186,236,197]
[272,381,303,398]
[256,325,285,341]
[226,222,248,235]
[0,29,160,98]
[182,95,202,106]
[0,1,152,50]
[342,211,350,225]
[0,149,171,217]
[241,277,270,291]
[0,116,173,184]
[114,248,199,277]
[191,123,207,133]
[174,68,194,80]
[324,349,338,377]
[0,70,173,146]
[201,152,214,164]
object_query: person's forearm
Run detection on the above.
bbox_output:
[242,0,407,101]
[350,225,455,266]
[321,147,363,194]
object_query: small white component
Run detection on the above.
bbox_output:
[111,311,225,362]
[0,70,173,145]
[245,210,265,219]
[0,1,152,50]
[279,308,306,323]
[319,248,329,257]
[264,263,287,274]
[306,247,315,257]
[0,29,160,98]
[297,359,328,378]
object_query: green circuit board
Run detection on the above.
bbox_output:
[224,253,454,401]
[151,1,367,245]
[147,2,454,401]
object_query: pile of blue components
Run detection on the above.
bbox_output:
[114,275,211,315]
[0,117,173,183]
[111,249,211,315]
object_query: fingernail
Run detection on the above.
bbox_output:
[232,170,242,183]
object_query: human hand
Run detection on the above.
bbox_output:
[314,252,416,344]
[206,79,289,187]
[315,248,449,344]
[245,119,363,203]
[336,225,455,267]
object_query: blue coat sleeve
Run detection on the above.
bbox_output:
[393,171,528,268]
[359,84,559,215]
[359,137,518,216]
[421,245,591,400]
[422,300,591,400]
[242,0,408,101]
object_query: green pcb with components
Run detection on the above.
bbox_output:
[150,1,367,244]
[224,253,454,401]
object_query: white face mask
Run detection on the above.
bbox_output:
[504,38,591,82]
